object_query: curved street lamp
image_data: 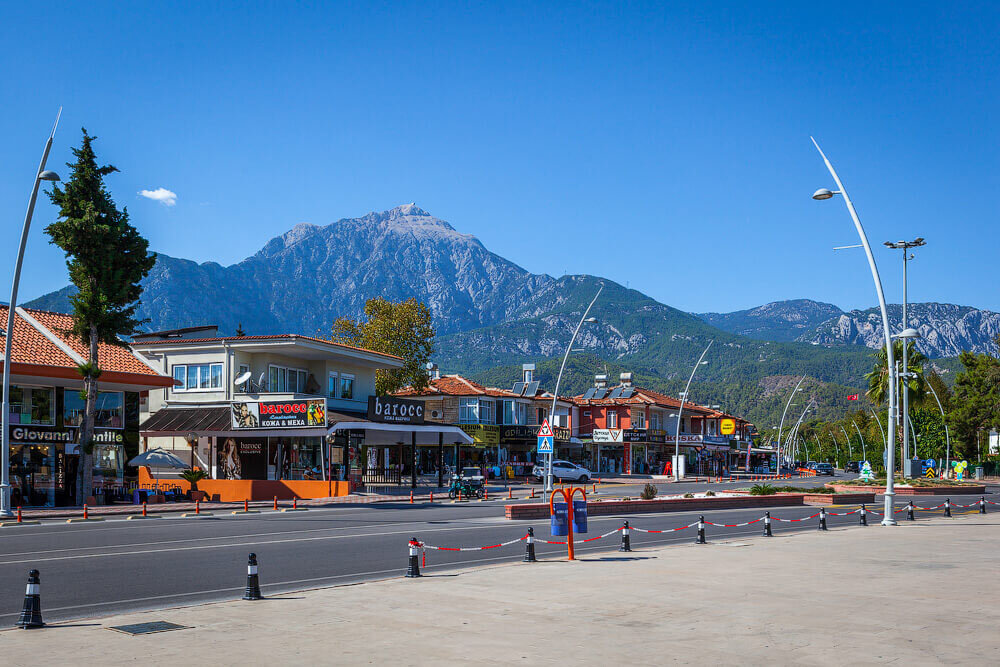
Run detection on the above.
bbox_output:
[925,380,951,476]
[852,419,868,463]
[1,111,62,517]
[811,137,898,525]
[545,285,602,492]
[839,425,854,462]
[673,340,713,481]
[776,376,806,475]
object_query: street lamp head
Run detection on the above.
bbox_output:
[584,317,598,323]
[895,327,921,339]
[699,361,708,365]
[38,170,60,181]
[812,188,838,200]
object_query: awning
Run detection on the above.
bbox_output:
[327,420,473,446]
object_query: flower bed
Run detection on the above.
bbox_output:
[504,494,805,520]
[726,489,876,505]
[826,483,985,496]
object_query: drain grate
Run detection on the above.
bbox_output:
[108,621,190,636]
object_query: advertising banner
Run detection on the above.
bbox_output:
[459,424,500,447]
[368,396,425,425]
[217,437,268,479]
[231,399,326,429]
[592,429,623,443]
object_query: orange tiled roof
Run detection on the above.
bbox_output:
[0,305,165,380]
[395,374,553,400]
[131,333,402,361]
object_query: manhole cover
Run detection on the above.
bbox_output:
[108,621,190,635]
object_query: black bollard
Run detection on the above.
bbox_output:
[859,504,868,526]
[762,511,773,537]
[981,497,987,515]
[523,527,537,562]
[906,501,915,521]
[16,569,44,629]
[818,507,828,531]
[619,521,632,552]
[695,516,706,544]
[242,553,262,600]
[406,537,421,578]
[944,498,952,517]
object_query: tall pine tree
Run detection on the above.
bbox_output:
[46,129,156,503]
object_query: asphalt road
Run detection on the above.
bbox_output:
[1,484,993,626]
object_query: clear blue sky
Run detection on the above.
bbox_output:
[2,2,997,314]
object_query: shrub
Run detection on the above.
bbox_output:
[749,483,776,496]
[640,483,658,500]
[705,490,715,497]
[683,492,694,498]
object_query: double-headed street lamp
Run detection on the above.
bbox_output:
[2,112,62,518]
[545,285,602,492]
[776,376,806,474]
[673,340,713,481]
[811,137,898,526]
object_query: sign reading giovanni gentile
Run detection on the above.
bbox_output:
[368,396,425,425]
[231,399,327,429]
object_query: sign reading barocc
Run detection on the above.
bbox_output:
[231,399,327,429]
[368,396,425,425]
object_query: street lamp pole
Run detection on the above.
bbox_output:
[839,425,853,462]
[1,110,62,518]
[829,433,840,468]
[852,419,867,463]
[811,137,898,525]
[776,375,806,475]
[925,380,951,476]
[673,340,713,482]
[546,285,602,493]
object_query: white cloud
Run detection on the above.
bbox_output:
[139,187,177,206]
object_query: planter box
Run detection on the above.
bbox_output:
[826,484,986,496]
[505,494,805,520]
[725,490,876,506]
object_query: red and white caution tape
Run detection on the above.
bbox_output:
[420,535,528,552]
[632,522,698,534]
[772,512,820,522]
[704,518,764,527]
[579,527,625,543]
[825,509,861,516]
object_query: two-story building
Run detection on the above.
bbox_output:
[132,326,471,495]
[394,364,579,477]
[1,306,175,507]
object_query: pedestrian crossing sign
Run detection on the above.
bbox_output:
[537,435,554,453]
[537,419,554,438]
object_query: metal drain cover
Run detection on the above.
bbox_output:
[108,621,189,635]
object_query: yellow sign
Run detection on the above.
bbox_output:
[459,424,500,447]
[720,418,736,435]
[925,467,936,478]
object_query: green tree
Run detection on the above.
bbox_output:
[948,346,1000,459]
[865,340,927,407]
[329,297,435,395]
[46,129,155,503]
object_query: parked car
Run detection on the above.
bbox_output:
[805,461,818,470]
[531,460,591,483]
[457,467,485,483]
[813,462,834,476]
[845,461,860,473]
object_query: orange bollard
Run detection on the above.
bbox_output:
[409,491,414,504]
[508,487,513,499]
[484,485,488,500]
[593,483,597,494]
[429,491,434,503]
[293,497,299,510]
[142,502,147,517]
[17,506,23,523]
[196,499,201,515]
[273,496,278,510]
[244,499,249,512]
[83,504,89,520]
[458,489,463,502]
[530,488,536,499]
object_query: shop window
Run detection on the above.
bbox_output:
[340,374,354,399]
[173,364,223,392]
[9,386,55,426]
[64,390,124,428]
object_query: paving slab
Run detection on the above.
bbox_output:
[2,513,997,666]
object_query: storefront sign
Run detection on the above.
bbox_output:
[667,434,704,444]
[9,426,123,444]
[720,418,736,435]
[459,424,500,446]
[231,399,327,429]
[368,396,425,425]
[501,425,535,440]
[217,437,268,479]
[593,429,623,443]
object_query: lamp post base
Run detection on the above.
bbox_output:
[0,483,12,518]
[881,490,896,526]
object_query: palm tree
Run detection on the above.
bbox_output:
[865,340,927,408]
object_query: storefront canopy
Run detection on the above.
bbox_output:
[327,420,474,446]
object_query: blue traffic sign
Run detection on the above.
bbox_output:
[537,435,554,453]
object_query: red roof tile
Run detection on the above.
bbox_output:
[131,333,402,361]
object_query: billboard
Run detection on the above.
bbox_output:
[231,399,327,429]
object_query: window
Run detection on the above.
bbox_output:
[479,399,495,425]
[516,402,526,425]
[9,386,55,425]
[268,365,308,393]
[631,408,646,429]
[64,390,124,428]
[238,363,250,379]
[328,373,338,398]
[606,409,618,428]
[173,364,223,392]
[459,398,479,424]
[340,374,354,400]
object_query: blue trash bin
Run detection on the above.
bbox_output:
[550,502,569,536]
[572,499,588,534]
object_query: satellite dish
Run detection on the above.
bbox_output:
[235,371,252,387]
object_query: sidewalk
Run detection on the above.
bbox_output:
[3,512,997,664]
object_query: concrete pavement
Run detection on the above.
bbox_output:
[2,509,998,665]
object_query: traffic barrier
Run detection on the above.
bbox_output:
[16,569,44,629]
[945,498,952,518]
[524,527,537,562]
[280,497,308,512]
[243,553,262,600]
[17,506,22,523]
[231,499,261,515]
[508,487,513,500]
[406,537,421,577]
[695,516,706,544]
[907,501,915,521]
[429,492,434,503]
[410,491,414,504]
[860,504,868,526]
[619,521,631,552]
[818,507,828,531]
[273,496,278,510]
[981,497,987,514]
[66,503,105,523]
[763,511,772,537]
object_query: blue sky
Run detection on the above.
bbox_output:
[2,2,997,314]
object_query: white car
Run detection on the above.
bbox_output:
[532,460,591,483]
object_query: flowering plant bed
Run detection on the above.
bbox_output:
[826,483,985,496]
[504,493,805,520]
[726,489,876,505]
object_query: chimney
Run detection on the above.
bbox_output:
[620,372,633,387]
[522,363,535,384]
[426,362,440,380]
[595,374,607,388]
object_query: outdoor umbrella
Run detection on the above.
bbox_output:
[129,448,189,489]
